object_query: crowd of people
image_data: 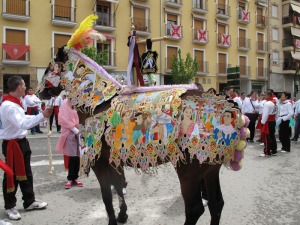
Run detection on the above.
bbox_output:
[227,87,297,157]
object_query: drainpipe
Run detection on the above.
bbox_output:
[160,0,163,85]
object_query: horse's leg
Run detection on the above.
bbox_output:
[110,166,128,223]
[92,159,117,225]
[176,160,205,225]
[204,164,224,225]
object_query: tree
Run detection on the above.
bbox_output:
[81,46,109,66]
[170,49,199,84]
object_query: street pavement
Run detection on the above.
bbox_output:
[0,128,300,225]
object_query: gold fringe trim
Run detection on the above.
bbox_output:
[16,176,27,181]
[7,187,15,193]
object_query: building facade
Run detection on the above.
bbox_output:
[1,0,269,94]
[269,0,300,98]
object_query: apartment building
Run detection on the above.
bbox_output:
[0,0,269,93]
[269,0,300,98]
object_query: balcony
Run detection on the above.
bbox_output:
[256,15,266,28]
[240,65,251,77]
[94,12,116,32]
[283,15,300,28]
[216,4,230,20]
[131,17,151,37]
[166,23,183,40]
[164,0,182,9]
[237,10,250,24]
[192,0,208,15]
[217,33,231,48]
[256,41,268,53]
[2,0,30,21]
[51,5,76,27]
[192,29,208,45]
[238,37,251,51]
[283,60,297,72]
[2,43,30,65]
[217,63,231,76]
[256,67,268,80]
[282,38,296,51]
[197,61,209,75]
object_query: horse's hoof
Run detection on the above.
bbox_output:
[117,213,128,223]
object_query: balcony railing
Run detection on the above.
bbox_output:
[131,17,151,32]
[216,4,230,19]
[193,29,208,44]
[282,38,294,47]
[166,23,183,40]
[217,33,231,47]
[256,67,268,78]
[2,43,30,65]
[197,61,209,73]
[192,0,208,14]
[240,65,251,77]
[238,37,251,50]
[256,41,268,52]
[237,10,250,24]
[217,63,231,75]
[51,5,76,27]
[256,15,266,27]
[282,15,300,26]
[2,0,30,21]
[283,61,297,71]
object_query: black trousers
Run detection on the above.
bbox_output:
[49,109,61,132]
[2,138,35,209]
[279,120,291,151]
[264,121,277,155]
[245,113,258,141]
[29,108,41,133]
[200,179,207,200]
[67,156,80,181]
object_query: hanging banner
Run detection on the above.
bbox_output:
[197,29,208,43]
[141,51,158,74]
[2,44,30,60]
[170,24,182,39]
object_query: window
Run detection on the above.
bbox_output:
[96,1,111,26]
[96,38,114,66]
[272,52,279,65]
[239,55,247,76]
[218,53,227,74]
[257,58,265,77]
[5,0,28,15]
[4,28,27,61]
[167,46,178,70]
[272,5,278,18]
[133,7,148,31]
[257,33,265,51]
[239,29,247,48]
[166,13,179,36]
[194,49,206,72]
[53,33,71,57]
[202,78,206,84]
[272,28,279,41]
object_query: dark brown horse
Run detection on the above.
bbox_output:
[38,49,227,225]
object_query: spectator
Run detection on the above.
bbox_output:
[277,92,293,153]
[0,76,52,221]
[242,91,259,142]
[46,95,62,133]
[228,88,242,109]
[24,87,43,135]
[256,92,267,143]
[260,90,277,157]
[56,99,83,189]
[291,97,300,141]
[240,92,246,105]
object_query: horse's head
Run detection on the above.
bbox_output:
[38,46,68,100]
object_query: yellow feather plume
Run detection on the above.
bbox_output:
[66,14,99,50]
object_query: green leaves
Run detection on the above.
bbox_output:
[170,49,199,84]
[81,47,109,66]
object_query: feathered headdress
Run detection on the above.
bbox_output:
[66,14,109,50]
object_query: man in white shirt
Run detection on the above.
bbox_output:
[0,76,52,221]
[260,90,278,157]
[46,95,62,133]
[242,91,259,142]
[277,92,294,152]
[24,88,43,135]
[291,98,300,141]
[228,88,242,109]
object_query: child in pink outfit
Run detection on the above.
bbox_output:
[56,99,83,189]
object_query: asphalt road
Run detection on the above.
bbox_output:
[0,129,299,225]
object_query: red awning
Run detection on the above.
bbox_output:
[2,43,30,60]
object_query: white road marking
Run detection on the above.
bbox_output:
[31,159,64,166]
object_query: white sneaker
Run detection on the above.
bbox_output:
[259,153,270,157]
[259,143,264,146]
[122,188,127,195]
[0,220,12,225]
[5,207,21,220]
[111,185,115,191]
[25,200,48,211]
[202,199,208,207]
[280,150,287,153]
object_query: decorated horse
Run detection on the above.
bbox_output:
[38,15,249,225]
